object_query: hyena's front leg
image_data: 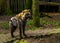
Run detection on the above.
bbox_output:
[18,20,23,38]
[22,22,27,37]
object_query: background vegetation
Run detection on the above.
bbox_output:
[24,0,32,9]
[0,0,60,30]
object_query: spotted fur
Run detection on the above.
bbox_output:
[9,9,32,38]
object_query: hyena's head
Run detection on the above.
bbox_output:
[22,9,32,20]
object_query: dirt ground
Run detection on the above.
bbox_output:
[0,13,60,43]
[0,29,60,43]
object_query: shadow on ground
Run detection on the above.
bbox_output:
[4,34,53,43]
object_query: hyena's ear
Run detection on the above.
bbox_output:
[26,9,30,12]
[27,9,31,13]
[28,9,30,11]
[22,9,30,13]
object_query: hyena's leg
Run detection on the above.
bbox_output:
[11,25,17,38]
[9,21,14,37]
[10,21,17,38]
[18,21,23,38]
[22,22,27,37]
[19,26,23,38]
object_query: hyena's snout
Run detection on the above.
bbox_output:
[25,13,32,19]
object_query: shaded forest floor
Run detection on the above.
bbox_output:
[0,13,60,43]
[0,29,60,43]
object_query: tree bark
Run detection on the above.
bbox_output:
[32,0,40,27]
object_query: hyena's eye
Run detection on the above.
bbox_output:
[25,14,30,17]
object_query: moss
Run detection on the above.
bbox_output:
[32,0,40,27]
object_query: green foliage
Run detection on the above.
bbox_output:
[5,8,13,16]
[0,0,3,6]
[5,0,13,16]
[40,18,60,28]
[26,19,60,30]
[26,20,37,30]
[0,19,60,30]
[3,22,9,30]
[0,21,9,30]
[0,0,13,16]
[13,40,28,43]
[26,20,41,30]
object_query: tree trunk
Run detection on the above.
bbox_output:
[32,0,40,27]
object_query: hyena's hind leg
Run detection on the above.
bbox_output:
[11,25,17,38]
[9,21,17,38]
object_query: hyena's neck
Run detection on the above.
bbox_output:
[21,18,27,22]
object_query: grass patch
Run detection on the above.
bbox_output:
[0,32,2,34]
[0,21,9,30]
[3,22,9,30]
[26,19,60,30]
[13,40,28,43]
[26,20,39,30]
[40,18,60,28]
[26,20,44,30]
[0,18,60,30]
